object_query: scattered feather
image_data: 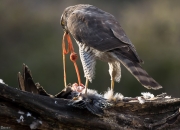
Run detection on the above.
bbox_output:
[82,88,99,96]
[157,93,167,98]
[141,92,154,99]
[20,115,24,122]
[16,119,21,123]
[30,121,39,129]
[114,93,124,101]
[18,110,24,115]
[165,96,171,99]
[17,115,24,123]
[27,112,31,117]
[138,97,145,104]
[103,88,114,100]
[29,120,42,129]
[0,79,5,84]
[39,120,42,124]
[103,88,124,101]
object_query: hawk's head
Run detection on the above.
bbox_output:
[60,4,92,33]
[60,5,77,33]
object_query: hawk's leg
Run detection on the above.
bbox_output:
[85,78,89,95]
[111,77,115,91]
[108,62,121,91]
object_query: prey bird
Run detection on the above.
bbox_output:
[60,4,162,95]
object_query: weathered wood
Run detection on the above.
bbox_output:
[0,64,180,130]
[0,83,180,130]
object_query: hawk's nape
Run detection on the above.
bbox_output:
[60,4,162,96]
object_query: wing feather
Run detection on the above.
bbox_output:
[67,7,129,51]
[67,5,142,62]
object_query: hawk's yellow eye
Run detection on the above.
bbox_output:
[61,20,65,26]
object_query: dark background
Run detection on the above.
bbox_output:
[0,0,180,97]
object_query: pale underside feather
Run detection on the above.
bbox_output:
[78,43,96,82]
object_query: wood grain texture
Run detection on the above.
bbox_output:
[0,64,179,130]
[0,83,180,130]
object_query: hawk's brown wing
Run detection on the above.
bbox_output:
[66,6,142,63]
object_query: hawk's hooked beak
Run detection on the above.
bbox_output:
[62,31,82,88]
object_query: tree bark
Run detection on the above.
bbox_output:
[0,64,180,130]
[0,83,180,130]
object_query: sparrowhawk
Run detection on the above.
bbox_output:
[60,4,162,95]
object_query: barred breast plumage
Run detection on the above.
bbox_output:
[77,41,96,82]
[77,39,122,83]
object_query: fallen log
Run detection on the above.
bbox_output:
[0,64,180,130]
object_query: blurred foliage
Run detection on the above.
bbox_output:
[0,0,180,97]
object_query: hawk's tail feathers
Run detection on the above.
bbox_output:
[113,53,162,90]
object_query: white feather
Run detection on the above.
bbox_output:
[0,79,5,84]
[138,97,145,104]
[103,88,123,101]
[141,92,154,99]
